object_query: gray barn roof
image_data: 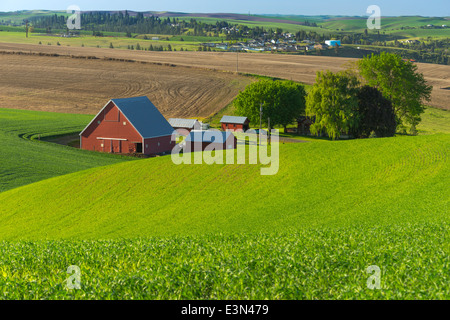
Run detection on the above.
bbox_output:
[80,96,174,139]
[168,118,200,129]
[220,116,249,124]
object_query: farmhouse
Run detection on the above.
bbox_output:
[220,116,250,132]
[80,96,175,155]
[184,131,237,152]
[169,118,202,133]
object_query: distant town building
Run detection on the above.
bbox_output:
[325,40,341,47]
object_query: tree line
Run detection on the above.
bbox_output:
[234,52,432,139]
[31,12,198,35]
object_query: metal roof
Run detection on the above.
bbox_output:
[168,118,200,129]
[220,116,249,125]
[111,96,174,139]
[185,131,235,143]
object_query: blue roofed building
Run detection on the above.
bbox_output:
[184,130,237,152]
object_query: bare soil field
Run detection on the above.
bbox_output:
[0,49,253,117]
[0,42,448,111]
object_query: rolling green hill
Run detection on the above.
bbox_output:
[0,133,448,240]
[0,10,67,24]
[320,16,449,31]
[0,108,133,192]
[0,107,449,299]
[319,16,450,39]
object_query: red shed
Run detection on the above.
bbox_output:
[220,116,250,132]
[80,96,175,155]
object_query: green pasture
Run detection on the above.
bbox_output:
[0,31,208,51]
[0,91,448,300]
[0,225,449,299]
[0,108,132,193]
[0,131,448,239]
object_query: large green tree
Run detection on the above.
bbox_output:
[358,52,432,134]
[355,86,397,138]
[306,70,360,140]
[234,80,307,131]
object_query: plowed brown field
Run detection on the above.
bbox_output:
[0,48,253,117]
[0,42,448,113]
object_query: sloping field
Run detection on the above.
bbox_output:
[0,134,448,240]
[321,16,449,32]
[0,42,448,110]
[0,51,253,117]
[0,109,449,299]
[0,108,133,192]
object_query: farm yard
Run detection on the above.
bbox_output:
[0,11,450,300]
[0,42,448,111]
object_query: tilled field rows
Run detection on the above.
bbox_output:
[0,42,448,110]
[0,50,253,117]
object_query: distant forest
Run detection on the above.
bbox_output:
[30,11,333,41]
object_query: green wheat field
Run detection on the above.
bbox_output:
[0,107,449,299]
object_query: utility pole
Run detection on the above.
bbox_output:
[236,51,239,73]
[25,20,29,38]
[268,117,271,145]
[259,103,263,146]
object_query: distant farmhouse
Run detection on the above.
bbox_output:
[80,96,175,155]
[220,116,250,132]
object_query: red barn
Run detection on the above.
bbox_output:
[80,96,175,155]
[220,116,250,132]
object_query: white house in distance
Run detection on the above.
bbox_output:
[325,40,341,47]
